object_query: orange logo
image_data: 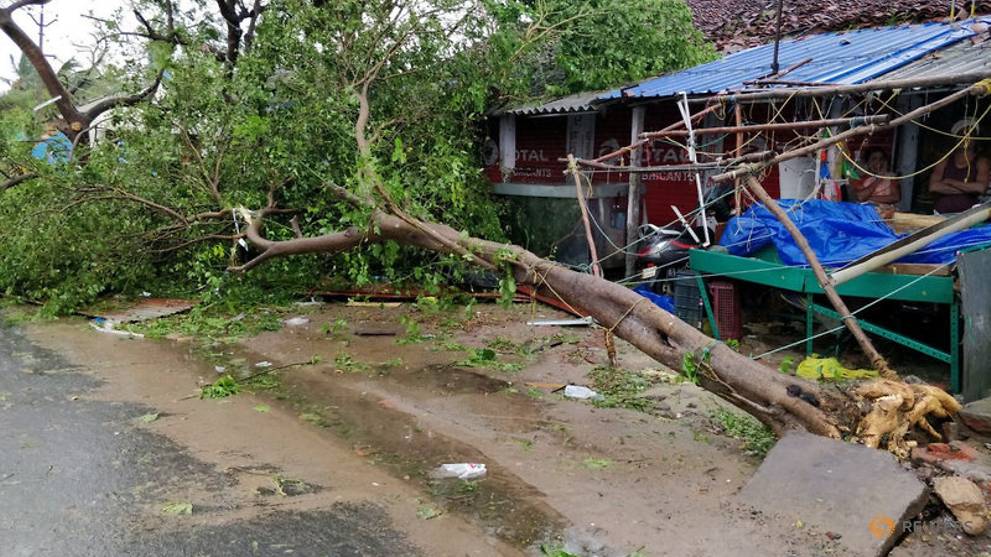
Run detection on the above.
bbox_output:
[868,514,896,540]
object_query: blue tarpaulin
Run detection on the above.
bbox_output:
[720,200,991,267]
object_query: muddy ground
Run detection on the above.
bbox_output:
[3,300,968,555]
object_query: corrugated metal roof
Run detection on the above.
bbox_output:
[504,90,606,116]
[876,36,991,82]
[600,17,990,101]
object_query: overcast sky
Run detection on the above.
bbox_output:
[0,1,130,90]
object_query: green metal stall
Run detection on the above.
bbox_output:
[688,249,962,392]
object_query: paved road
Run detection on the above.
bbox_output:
[0,324,419,557]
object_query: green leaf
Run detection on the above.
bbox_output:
[253,404,271,413]
[161,501,193,515]
[137,412,160,423]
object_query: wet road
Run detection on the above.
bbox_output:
[0,324,420,557]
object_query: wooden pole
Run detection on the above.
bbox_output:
[568,155,602,277]
[744,176,896,378]
[642,114,889,139]
[625,106,646,277]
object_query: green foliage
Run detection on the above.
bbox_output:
[200,375,240,399]
[539,0,715,95]
[0,0,713,312]
[778,356,796,374]
[539,545,579,557]
[581,457,612,470]
[588,366,653,412]
[712,408,776,458]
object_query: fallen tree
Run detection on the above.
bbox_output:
[0,0,965,453]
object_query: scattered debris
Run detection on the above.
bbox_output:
[429,463,487,480]
[89,319,144,339]
[253,404,270,413]
[200,375,240,399]
[272,476,317,497]
[137,412,159,423]
[740,431,928,557]
[582,458,612,471]
[416,504,444,520]
[160,502,193,515]
[346,300,402,308]
[213,365,226,374]
[283,316,310,327]
[959,396,991,434]
[933,476,989,536]
[911,442,978,466]
[527,316,594,327]
[561,385,600,400]
[254,361,273,368]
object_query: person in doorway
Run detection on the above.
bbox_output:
[850,148,900,211]
[929,120,990,214]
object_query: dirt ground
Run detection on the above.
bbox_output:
[18,300,936,556]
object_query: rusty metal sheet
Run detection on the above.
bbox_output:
[91,298,196,323]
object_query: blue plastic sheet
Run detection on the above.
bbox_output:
[720,200,991,267]
[633,286,676,313]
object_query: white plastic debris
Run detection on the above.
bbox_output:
[89,319,144,339]
[214,366,226,374]
[527,316,594,327]
[254,361,273,368]
[563,385,599,400]
[430,463,487,480]
[283,316,311,327]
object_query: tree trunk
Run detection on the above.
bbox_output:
[236,204,854,438]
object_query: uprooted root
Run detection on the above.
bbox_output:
[854,379,962,459]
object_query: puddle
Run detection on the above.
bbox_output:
[232,349,566,548]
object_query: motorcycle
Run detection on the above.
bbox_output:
[634,223,704,295]
[635,184,734,294]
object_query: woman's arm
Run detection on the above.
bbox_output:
[872,179,900,204]
[929,160,963,194]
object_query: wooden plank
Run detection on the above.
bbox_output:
[878,263,950,276]
[890,211,944,233]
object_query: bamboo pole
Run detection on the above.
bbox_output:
[744,177,896,378]
[642,114,889,139]
[571,150,774,174]
[734,102,743,215]
[589,103,723,164]
[568,155,602,277]
[712,80,991,184]
[831,202,991,284]
[692,71,991,104]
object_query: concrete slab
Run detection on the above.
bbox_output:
[960,397,991,434]
[739,431,929,557]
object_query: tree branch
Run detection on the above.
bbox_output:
[79,71,164,121]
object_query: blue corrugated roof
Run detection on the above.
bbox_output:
[601,18,989,101]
